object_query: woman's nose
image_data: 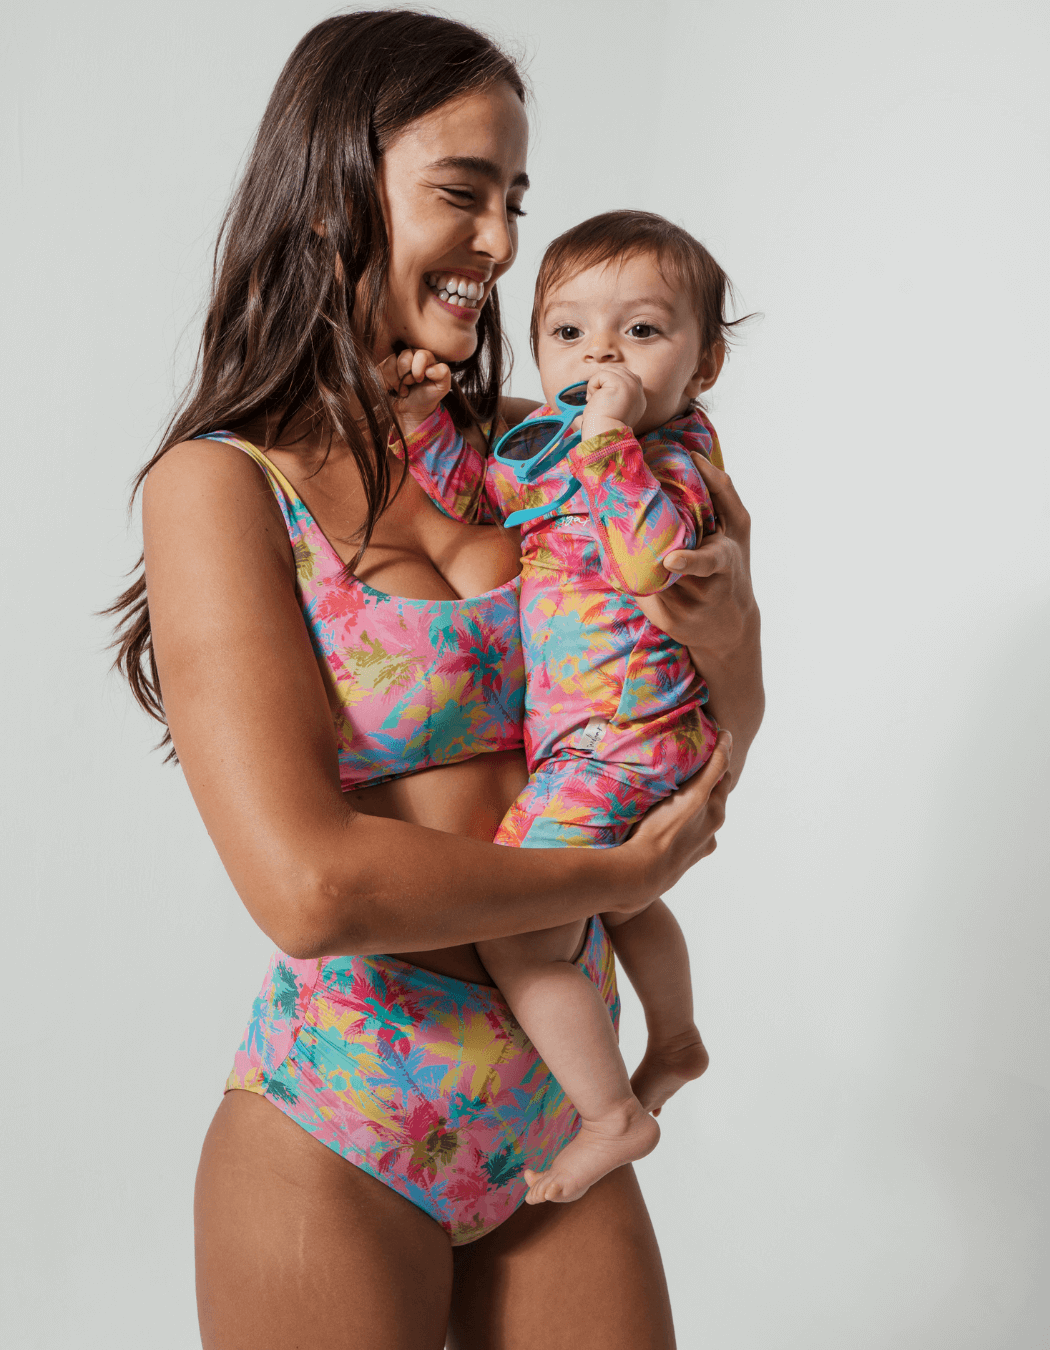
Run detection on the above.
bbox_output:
[472,203,516,267]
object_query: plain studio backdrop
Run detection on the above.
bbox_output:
[2,1,1048,1346]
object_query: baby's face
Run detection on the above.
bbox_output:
[535,251,709,435]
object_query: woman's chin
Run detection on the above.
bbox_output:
[417,326,479,365]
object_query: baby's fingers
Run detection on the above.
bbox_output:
[424,361,451,388]
[410,348,436,383]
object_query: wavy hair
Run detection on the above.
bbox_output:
[107,10,526,744]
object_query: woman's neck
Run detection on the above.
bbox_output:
[234,398,373,459]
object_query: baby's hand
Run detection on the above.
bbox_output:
[380,348,452,435]
[581,367,646,440]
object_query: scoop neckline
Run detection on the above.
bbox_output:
[208,431,521,608]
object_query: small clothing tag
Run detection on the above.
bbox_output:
[578,717,607,754]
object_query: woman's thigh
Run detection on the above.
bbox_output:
[194,1090,453,1350]
[447,1164,676,1350]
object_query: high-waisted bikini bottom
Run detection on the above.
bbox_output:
[226,915,619,1245]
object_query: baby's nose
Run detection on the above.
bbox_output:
[585,336,621,362]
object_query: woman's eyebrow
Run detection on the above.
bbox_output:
[427,155,530,190]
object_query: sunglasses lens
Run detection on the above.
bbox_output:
[560,382,589,407]
[497,423,559,462]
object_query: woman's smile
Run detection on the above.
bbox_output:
[376,81,529,361]
[424,269,487,318]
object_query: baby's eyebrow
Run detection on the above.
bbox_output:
[610,296,677,314]
[544,295,677,316]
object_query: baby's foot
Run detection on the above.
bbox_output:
[522,1099,659,1205]
[630,1028,709,1116]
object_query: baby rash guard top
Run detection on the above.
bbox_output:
[200,434,526,788]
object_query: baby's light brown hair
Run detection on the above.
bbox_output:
[530,209,746,363]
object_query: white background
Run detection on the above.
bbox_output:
[3,2,1048,1346]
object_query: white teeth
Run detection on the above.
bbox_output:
[427,274,482,307]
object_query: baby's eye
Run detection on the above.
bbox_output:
[628,323,658,338]
[553,325,582,341]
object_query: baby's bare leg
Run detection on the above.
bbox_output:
[476,921,659,1206]
[603,899,709,1115]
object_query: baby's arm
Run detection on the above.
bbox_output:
[380,348,500,525]
[568,368,716,596]
[603,899,709,1115]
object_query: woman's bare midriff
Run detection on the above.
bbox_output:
[345,749,530,983]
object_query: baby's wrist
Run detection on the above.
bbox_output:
[581,412,631,441]
[399,400,446,440]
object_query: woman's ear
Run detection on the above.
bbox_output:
[685,340,726,399]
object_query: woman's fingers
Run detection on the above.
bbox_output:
[620,732,733,908]
[663,534,736,579]
[689,453,751,539]
[632,731,732,837]
[678,730,732,807]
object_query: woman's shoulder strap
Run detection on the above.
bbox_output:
[194,432,301,537]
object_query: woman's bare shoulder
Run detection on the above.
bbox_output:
[143,438,291,565]
[144,435,273,503]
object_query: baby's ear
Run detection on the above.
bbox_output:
[685,341,726,399]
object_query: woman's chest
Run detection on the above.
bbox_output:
[274,447,520,601]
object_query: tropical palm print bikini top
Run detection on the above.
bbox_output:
[200,434,525,791]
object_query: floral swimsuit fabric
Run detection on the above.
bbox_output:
[200,433,619,1246]
[396,404,723,849]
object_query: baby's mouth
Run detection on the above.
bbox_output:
[425,273,484,309]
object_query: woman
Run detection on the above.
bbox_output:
[112,12,763,1347]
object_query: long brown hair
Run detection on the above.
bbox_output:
[107,10,526,745]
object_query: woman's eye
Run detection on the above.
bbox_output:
[508,202,527,218]
[553,325,582,341]
[443,188,475,205]
[628,323,658,338]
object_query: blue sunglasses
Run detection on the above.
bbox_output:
[493,381,589,527]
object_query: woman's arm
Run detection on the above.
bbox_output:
[636,454,764,784]
[143,441,731,962]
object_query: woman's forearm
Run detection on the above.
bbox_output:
[283,810,637,960]
[262,732,733,962]
[690,601,763,786]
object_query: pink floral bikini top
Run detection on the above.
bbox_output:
[201,434,525,791]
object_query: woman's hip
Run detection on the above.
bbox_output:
[224,917,619,1245]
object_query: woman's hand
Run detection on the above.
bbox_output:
[612,730,733,918]
[637,455,764,785]
[638,453,755,660]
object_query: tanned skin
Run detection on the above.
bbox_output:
[147,81,764,1349]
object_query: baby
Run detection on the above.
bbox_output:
[384,210,736,1204]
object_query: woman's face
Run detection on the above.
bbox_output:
[374,81,529,364]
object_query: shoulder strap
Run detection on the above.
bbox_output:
[195,432,302,539]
